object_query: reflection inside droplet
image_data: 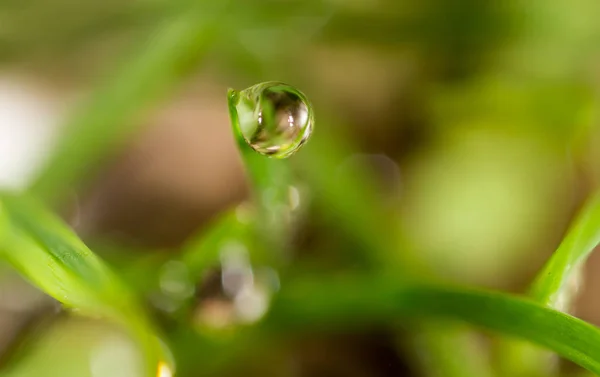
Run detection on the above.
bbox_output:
[228,82,314,158]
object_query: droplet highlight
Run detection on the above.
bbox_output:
[228,81,314,158]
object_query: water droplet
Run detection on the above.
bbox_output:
[228,82,314,158]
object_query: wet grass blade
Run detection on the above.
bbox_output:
[227,88,294,258]
[0,193,165,377]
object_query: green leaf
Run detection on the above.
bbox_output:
[30,2,228,205]
[531,191,600,308]
[266,276,600,375]
[0,193,165,377]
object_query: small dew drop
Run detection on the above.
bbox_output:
[228,82,314,158]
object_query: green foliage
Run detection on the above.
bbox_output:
[531,192,600,308]
[1,0,600,376]
[0,193,165,376]
[267,276,600,375]
[30,2,228,205]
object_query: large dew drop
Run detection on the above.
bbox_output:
[228,82,314,158]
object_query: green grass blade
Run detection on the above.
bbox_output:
[227,88,295,258]
[0,193,165,376]
[267,276,600,375]
[531,191,600,308]
[499,191,600,376]
[30,2,228,205]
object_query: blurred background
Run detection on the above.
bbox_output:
[0,0,600,376]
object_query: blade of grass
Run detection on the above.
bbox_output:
[0,193,166,377]
[530,191,600,308]
[227,88,295,260]
[497,191,600,376]
[266,276,600,375]
[30,2,228,205]
[173,275,600,376]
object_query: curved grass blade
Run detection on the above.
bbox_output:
[531,191,600,308]
[266,276,600,375]
[0,193,165,377]
[498,191,600,376]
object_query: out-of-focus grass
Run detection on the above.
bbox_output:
[29,2,228,205]
[532,192,600,308]
[0,193,165,376]
[0,0,600,376]
[3,319,139,377]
